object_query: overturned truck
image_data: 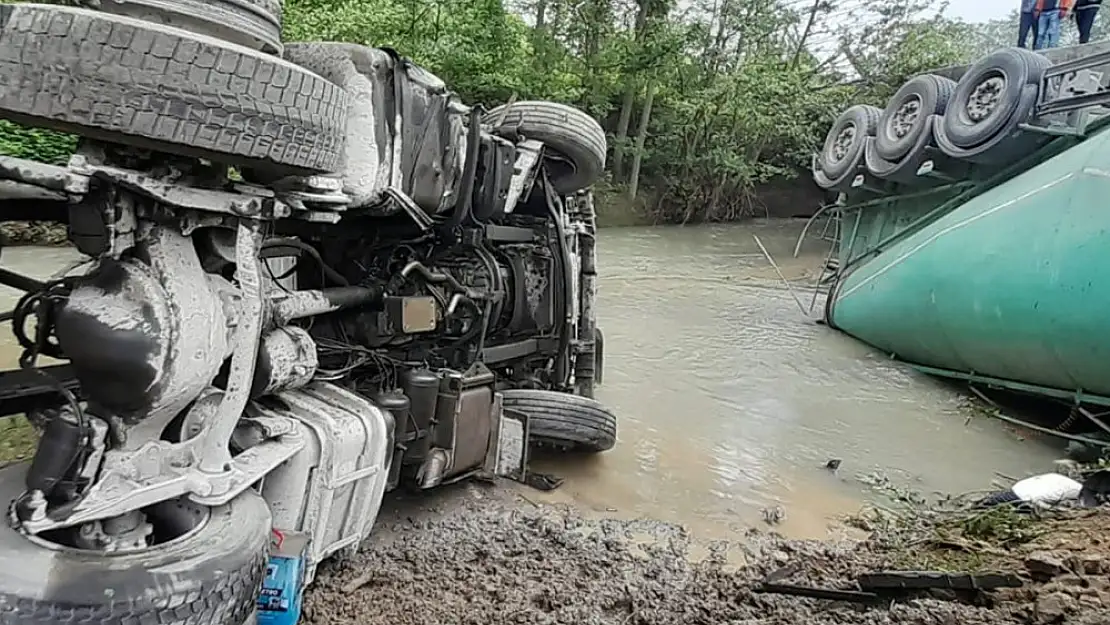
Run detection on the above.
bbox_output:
[0,2,617,622]
[812,43,1110,424]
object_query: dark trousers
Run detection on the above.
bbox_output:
[1019,11,1039,48]
[1077,7,1099,43]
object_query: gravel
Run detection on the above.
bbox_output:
[302,480,1100,625]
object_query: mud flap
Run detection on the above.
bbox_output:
[594,327,604,386]
[488,403,530,483]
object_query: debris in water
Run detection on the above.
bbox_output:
[761,505,785,526]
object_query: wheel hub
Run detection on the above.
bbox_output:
[73,511,153,553]
[967,76,1005,123]
[832,124,857,160]
[891,97,921,138]
[20,498,209,555]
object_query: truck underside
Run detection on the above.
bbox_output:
[0,4,617,623]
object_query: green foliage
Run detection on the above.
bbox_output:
[0,0,1016,224]
[0,121,77,166]
[284,0,539,105]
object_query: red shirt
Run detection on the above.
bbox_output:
[1035,0,1075,12]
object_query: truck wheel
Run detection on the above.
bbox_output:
[942,47,1049,150]
[0,4,347,175]
[0,463,271,625]
[502,389,617,453]
[875,74,957,162]
[816,104,881,180]
[482,101,606,195]
[94,0,283,54]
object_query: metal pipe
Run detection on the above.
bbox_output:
[401,261,473,297]
[271,286,383,325]
[0,268,45,293]
[968,386,1110,448]
[912,362,1110,407]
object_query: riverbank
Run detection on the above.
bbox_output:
[305,476,1110,625]
[0,419,1104,623]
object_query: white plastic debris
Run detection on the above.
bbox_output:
[1010,472,1083,508]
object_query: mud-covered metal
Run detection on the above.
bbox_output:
[1038,49,1110,115]
[569,191,599,398]
[282,43,467,218]
[253,382,394,584]
[271,286,384,325]
[55,223,234,433]
[0,20,611,614]
[252,326,319,397]
[196,219,265,475]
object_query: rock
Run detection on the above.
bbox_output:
[1035,592,1077,624]
[1026,551,1070,578]
[1078,593,1104,610]
[1042,575,1087,597]
[1068,553,1108,575]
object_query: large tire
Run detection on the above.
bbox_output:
[815,104,881,180]
[502,389,617,453]
[875,74,957,162]
[482,101,606,195]
[0,4,347,175]
[942,47,1048,150]
[95,0,283,54]
[0,463,271,624]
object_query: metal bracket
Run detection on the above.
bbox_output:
[1038,51,1110,116]
[504,139,544,214]
[383,186,434,230]
[20,416,305,533]
[66,157,291,220]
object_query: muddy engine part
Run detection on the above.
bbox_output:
[0,2,615,623]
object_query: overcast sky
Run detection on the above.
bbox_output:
[946,0,1016,23]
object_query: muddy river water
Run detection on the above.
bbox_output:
[0,221,1065,541]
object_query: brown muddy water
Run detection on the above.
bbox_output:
[0,221,1064,541]
[528,220,1064,540]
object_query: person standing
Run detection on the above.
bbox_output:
[1020,0,1040,47]
[1075,0,1102,43]
[1035,0,1075,49]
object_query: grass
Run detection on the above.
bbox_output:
[846,471,1056,574]
[0,417,38,467]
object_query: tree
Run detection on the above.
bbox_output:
[0,0,1068,227]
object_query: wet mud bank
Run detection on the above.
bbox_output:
[305,480,1109,625]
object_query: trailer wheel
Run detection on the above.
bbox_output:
[482,101,607,194]
[0,463,271,625]
[94,0,283,54]
[875,74,957,162]
[0,4,347,175]
[502,389,617,453]
[816,105,881,180]
[942,47,1049,150]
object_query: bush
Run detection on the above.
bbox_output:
[0,120,77,166]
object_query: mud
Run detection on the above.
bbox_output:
[305,481,1107,625]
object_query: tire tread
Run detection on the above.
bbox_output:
[502,389,617,452]
[482,101,606,194]
[0,549,267,624]
[0,4,346,174]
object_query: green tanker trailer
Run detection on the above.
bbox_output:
[813,43,1110,418]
